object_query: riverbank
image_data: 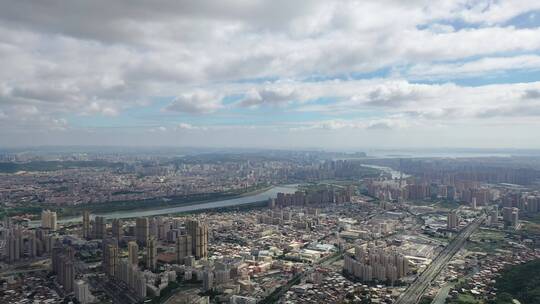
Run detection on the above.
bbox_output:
[64,183,275,217]
[2,183,274,221]
[27,184,298,225]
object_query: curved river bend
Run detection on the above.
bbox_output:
[40,184,298,225]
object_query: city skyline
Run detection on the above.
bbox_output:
[2,145,540,303]
[2,1,540,148]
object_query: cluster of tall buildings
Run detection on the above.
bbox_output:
[366,179,494,206]
[114,258,148,299]
[180,256,246,294]
[175,219,208,264]
[343,243,410,284]
[502,193,540,214]
[319,159,371,179]
[76,214,211,300]
[176,234,192,264]
[81,211,108,240]
[275,188,353,208]
[83,212,180,245]
[3,221,56,262]
[51,245,75,293]
[524,195,540,212]
[101,238,147,299]
[257,208,318,231]
[81,212,209,269]
[397,158,540,185]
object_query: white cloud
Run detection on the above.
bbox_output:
[1,1,540,147]
[86,102,119,117]
[165,91,223,114]
[407,55,540,79]
[176,122,208,130]
[290,118,409,132]
[454,1,540,25]
[237,86,300,107]
[221,78,540,124]
[177,123,196,130]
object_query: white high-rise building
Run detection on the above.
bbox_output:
[41,210,58,230]
[74,280,93,304]
[344,243,409,284]
[128,241,139,266]
[146,237,157,271]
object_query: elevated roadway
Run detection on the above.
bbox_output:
[395,215,486,304]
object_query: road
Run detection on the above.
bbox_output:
[0,266,49,276]
[431,283,453,304]
[394,215,486,304]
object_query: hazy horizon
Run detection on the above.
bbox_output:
[3,145,540,159]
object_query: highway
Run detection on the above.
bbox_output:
[394,214,486,304]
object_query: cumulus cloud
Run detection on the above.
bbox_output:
[238,87,300,107]
[407,55,540,79]
[454,1,540,25]
[177,123,196,130]
[0,104,71,132]
[86,102,119,117]
[175,123,207,130]
[366,121,394,130]
[234,79,540,124]
[291,118,408,131]
[364,82,425,107]
[165,92,222,114]
[149,126,168,132]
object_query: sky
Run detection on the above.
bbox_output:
[1,0,540,149]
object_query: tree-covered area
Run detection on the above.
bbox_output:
[493,259,540,304]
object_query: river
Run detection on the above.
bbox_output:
[33,185,298,225]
